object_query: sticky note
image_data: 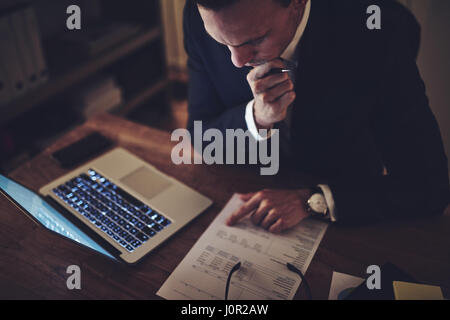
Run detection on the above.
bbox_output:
[393,281,444,300]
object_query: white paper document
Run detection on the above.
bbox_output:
[157,194,328,300]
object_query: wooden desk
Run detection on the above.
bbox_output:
[1,113,449,299]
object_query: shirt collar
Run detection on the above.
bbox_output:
[280,0,311,61]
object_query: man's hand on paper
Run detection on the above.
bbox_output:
[226,189,312,233]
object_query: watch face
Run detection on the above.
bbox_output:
[308,193,328,215]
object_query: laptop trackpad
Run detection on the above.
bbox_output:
[120,167,172,200]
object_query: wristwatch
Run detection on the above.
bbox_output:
[306,187,329,219]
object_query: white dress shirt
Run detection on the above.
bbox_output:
[244,0,337,221]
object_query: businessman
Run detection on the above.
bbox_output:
[183,0,450,231]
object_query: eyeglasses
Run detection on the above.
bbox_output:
[225,261,312,300]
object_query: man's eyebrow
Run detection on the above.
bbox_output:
[205,29,269,48]
[235,33,269,47]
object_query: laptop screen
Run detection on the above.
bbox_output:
[0,175,115,260]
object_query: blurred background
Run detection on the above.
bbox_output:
[0,0,448,174]
[0,0,188,173]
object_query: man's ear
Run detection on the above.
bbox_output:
[291,0,306,13]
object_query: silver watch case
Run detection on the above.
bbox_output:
[307,193,328,216]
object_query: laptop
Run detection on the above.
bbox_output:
[0,148,212,264]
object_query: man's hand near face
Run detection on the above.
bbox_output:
[226,189,312,233]
[247,59,296,129]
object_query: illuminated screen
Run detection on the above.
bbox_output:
[0,175,115,260]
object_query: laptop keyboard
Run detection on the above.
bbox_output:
[51,169,171,253]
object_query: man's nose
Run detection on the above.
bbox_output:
[228,46,254,68]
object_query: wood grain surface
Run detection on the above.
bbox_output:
[1,113,449,300]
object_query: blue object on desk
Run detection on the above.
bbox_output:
[0,175,115,260]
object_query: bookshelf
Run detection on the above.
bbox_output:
[1,27,164,126]
[0,0,169,171]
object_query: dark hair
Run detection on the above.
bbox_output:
[194,0,292,11]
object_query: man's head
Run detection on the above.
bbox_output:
[195,0,292,11]
[195,0,306,68]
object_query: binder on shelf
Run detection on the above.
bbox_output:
[10,9,38,89]
[0,14,27,102]
[22,6,49,86]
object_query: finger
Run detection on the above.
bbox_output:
[248,59,286,81]
[252,73,289,94]
[260,80,294,104]
[239,193,255,201]
[265,91,295,124]
[268,219,284,234]
[251,202,271,225]
[273,90,296,109]
[261,209,280,229]
[227,193,263,226]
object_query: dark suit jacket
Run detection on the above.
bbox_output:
[183,0,450,224]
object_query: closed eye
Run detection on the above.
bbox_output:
[250,36,267,46]
[204,28,270,48]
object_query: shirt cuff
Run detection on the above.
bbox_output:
[245,99,273,141]
[318,184,338,222]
